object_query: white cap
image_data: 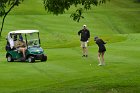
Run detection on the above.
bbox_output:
[83,25,86,27]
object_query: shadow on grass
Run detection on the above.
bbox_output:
[6,60,46,64]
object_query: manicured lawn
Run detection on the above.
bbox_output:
[0,0,140,93]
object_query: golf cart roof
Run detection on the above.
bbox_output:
[9,30,39,34]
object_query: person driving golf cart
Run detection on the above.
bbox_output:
[14,34,27,60]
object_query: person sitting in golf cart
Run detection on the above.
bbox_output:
[14,34,27,59]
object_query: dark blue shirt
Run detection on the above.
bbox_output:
[78,29,90,42]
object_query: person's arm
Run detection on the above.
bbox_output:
[20,41,26,47]
[88,30,90,39]
[101,39,106,44]
[78,30,81,36]
[23,41,26,47]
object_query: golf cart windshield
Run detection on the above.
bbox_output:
[26,32,40,47]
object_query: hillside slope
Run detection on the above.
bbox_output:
[1,0,137,48]
[5,0,139,35]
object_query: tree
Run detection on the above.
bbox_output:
[0,0,24,37]
[135,0,140,2]
[43,0,109,22]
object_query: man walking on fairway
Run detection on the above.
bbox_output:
[94,36,106,66]
[78,25,90,57]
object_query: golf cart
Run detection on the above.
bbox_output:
[5,30,47,62]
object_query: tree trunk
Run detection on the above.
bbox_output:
[0,0,18,37]
[0,13,7,37]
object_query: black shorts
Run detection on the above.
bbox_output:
[98,47,106,53]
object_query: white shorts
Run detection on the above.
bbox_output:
[81,41,88,48]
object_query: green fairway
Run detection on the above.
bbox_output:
[0,0,140,93]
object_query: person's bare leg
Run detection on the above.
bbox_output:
[20,48,26,58]
[85,47,88,57]
[82,47,85,57]
[98,52,102,65]
[22,48,26,58]
[101,52,105,65]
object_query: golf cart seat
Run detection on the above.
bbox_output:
[5,41,15,51]
[5,44,18,52]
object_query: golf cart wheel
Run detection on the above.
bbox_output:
[7,55,14,62]
[28,56,35,63]
[41,55,47,62]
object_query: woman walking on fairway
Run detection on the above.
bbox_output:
[94,36,106,66]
